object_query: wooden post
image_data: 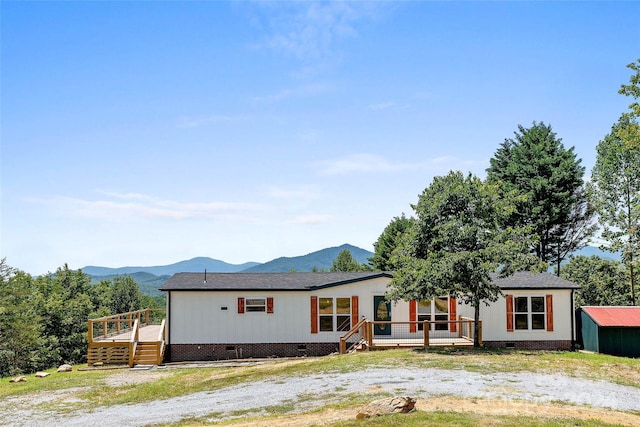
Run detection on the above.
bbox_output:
[340,338,346,354]
[145,309,150,326]
[103,320,107,338]
[368,322,374,349]
[458,316,462,338]
[423,322,430,347]
[88,320,93,344]
[478,321,483,346]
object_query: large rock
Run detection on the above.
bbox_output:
[9,376,27,383]
[57,364,73,372]
[35,372,50,378]
[356,396,416,419]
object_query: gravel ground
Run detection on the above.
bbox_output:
[4,367,640,426]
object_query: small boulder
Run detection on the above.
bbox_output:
[9,376,27,383]
[356,396,416,419]
[57,364,73,372]
[35,372,50,378]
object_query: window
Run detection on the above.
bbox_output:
[238,297,274,314]
[417,297,449,331]
[246,298,266,312]
[514,296,546,330]
[318,297,351,332]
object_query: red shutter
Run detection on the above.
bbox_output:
[546,294,554,331]
[237,297,245,314]
[310,296,318,334]
[409,300,417,333]
[449,297,457,333]
[506,295,514,332]
[267,297,274,314]
[351,296,359,327]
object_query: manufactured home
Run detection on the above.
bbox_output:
[159,271,579,361]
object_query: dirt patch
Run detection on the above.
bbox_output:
[104,370,171,387]
[226,397,640,427]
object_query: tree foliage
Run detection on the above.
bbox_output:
[590,115,640,305]
[486,122,588,267]
[387,171,542,346]
[370,214,413,271]
[0,259,159,377]
[618,58,640,148]
[330,249,371,272]
[560,255,631,307]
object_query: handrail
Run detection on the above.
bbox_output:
[339,317,369,354]
[157,319,166,342]
[129,319,139,367]
[88,308,165,342]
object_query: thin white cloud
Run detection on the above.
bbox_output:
[365,101,410,111]
[253,82,332,104]
[317,153,488,176]
[255,2,364,60]
[177,114,240,129]
[268,185,319,200]
[289,214,333,225]
[27,193,264,221]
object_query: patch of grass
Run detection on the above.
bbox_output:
[331,411,624,427]
[2,348,638,414]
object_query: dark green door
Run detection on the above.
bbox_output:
[373,296,391,335]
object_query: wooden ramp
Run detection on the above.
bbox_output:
[88,309,166,367]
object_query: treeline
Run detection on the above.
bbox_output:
[0,259,164,377]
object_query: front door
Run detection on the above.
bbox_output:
[373,296,391,335]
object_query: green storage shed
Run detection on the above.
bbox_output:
[580,307,640,358]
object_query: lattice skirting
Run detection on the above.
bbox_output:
[167,342,339,361]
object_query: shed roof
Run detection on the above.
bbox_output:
[160,271,393,291]
[582,306,640,327]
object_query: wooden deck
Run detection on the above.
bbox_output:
[371,337,473,348]
[340,318,480,354]
[93,324,163,342]
[88,309,166,367]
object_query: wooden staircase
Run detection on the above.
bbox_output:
[88,309,166,367]
[133,341,164,366]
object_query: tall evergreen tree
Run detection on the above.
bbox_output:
[330,249,371,272]
[486,122,587,266]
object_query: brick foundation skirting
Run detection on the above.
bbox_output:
[166,342,339,362]
[483,340,573,351]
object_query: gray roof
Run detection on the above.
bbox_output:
[491,271,580,290]
[160,270,578,292]
[160,271,393,291]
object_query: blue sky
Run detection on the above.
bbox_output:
[2,1,639,275]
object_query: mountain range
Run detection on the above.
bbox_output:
[84,243,620,296]
[83,244,374,293]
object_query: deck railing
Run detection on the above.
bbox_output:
[87,308,166,367]
[339,317,482,354]
[88,309,165,343]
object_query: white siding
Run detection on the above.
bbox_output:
[167,277,574,344]
[457,289,575,342]
[168,277,396,344]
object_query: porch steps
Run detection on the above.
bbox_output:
[133,342,163,365]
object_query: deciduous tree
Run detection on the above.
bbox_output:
[590,115,640,305]
[370,214,413,271]
[387,171,542,346]
[560,255,630,307]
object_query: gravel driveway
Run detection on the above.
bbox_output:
[4,366,640,426]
